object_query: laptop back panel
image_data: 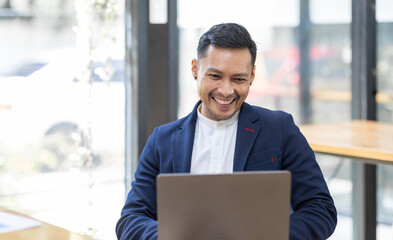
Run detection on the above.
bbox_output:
[157,171,291,240]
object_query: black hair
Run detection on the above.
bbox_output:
[197,23,257,66]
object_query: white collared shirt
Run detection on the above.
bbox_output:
[190,106,239,174]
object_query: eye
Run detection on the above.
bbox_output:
[234,78,246,83]
[208,74,221,80]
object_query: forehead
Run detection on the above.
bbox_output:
[198,45,253,72]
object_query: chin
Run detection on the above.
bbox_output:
[215,112,235,121]
[203,102,238,121]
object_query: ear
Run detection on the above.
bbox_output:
[250,65,256,85]
[191,58,198,80]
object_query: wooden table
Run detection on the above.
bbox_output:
[300,120,393,240]
[0,208,96,240]
[300,120,393,164]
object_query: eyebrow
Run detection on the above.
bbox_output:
[207,67,249,77]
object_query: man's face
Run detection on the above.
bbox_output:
[191,45,255,121]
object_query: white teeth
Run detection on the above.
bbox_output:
[214,98,233,105]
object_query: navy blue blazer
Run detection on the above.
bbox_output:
[116,101,337,240]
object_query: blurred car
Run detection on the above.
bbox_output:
[0,49,125,172]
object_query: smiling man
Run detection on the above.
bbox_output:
[116,23,337,240]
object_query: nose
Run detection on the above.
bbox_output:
[218,79,234,97]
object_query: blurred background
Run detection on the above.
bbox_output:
[0,0,125,239]
[0,0,392,239]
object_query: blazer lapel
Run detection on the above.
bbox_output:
[171,102,199,173]
[233,103,261,171]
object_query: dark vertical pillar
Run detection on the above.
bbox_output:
[299,0,312,124]
[125,0,178,192]
[3,0,11,8]
[351,0,377,239]
[168,0,179,121]
[132,0,178,157]
[352,0,377,121]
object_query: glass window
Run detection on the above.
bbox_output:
[310,0,351,24]
[309,1,352,239]
[376,0,393,238]
[0,1,125,239]
[309,0,352,124]
[376,0,393,123]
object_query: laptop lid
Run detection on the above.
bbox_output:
[157,171,291,240]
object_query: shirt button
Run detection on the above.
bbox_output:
[216,141,220,146]
[217,122,222,127]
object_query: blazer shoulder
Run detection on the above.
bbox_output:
[152,101,199,140]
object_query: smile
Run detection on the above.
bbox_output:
[212,97,235,105]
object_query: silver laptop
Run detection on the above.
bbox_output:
[157,171,291,240]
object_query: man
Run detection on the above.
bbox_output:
[116,23,337,240]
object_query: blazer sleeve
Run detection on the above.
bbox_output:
[116,127,159,240]
[281,114,337,240]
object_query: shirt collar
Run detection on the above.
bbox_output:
[197,104,239,127]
